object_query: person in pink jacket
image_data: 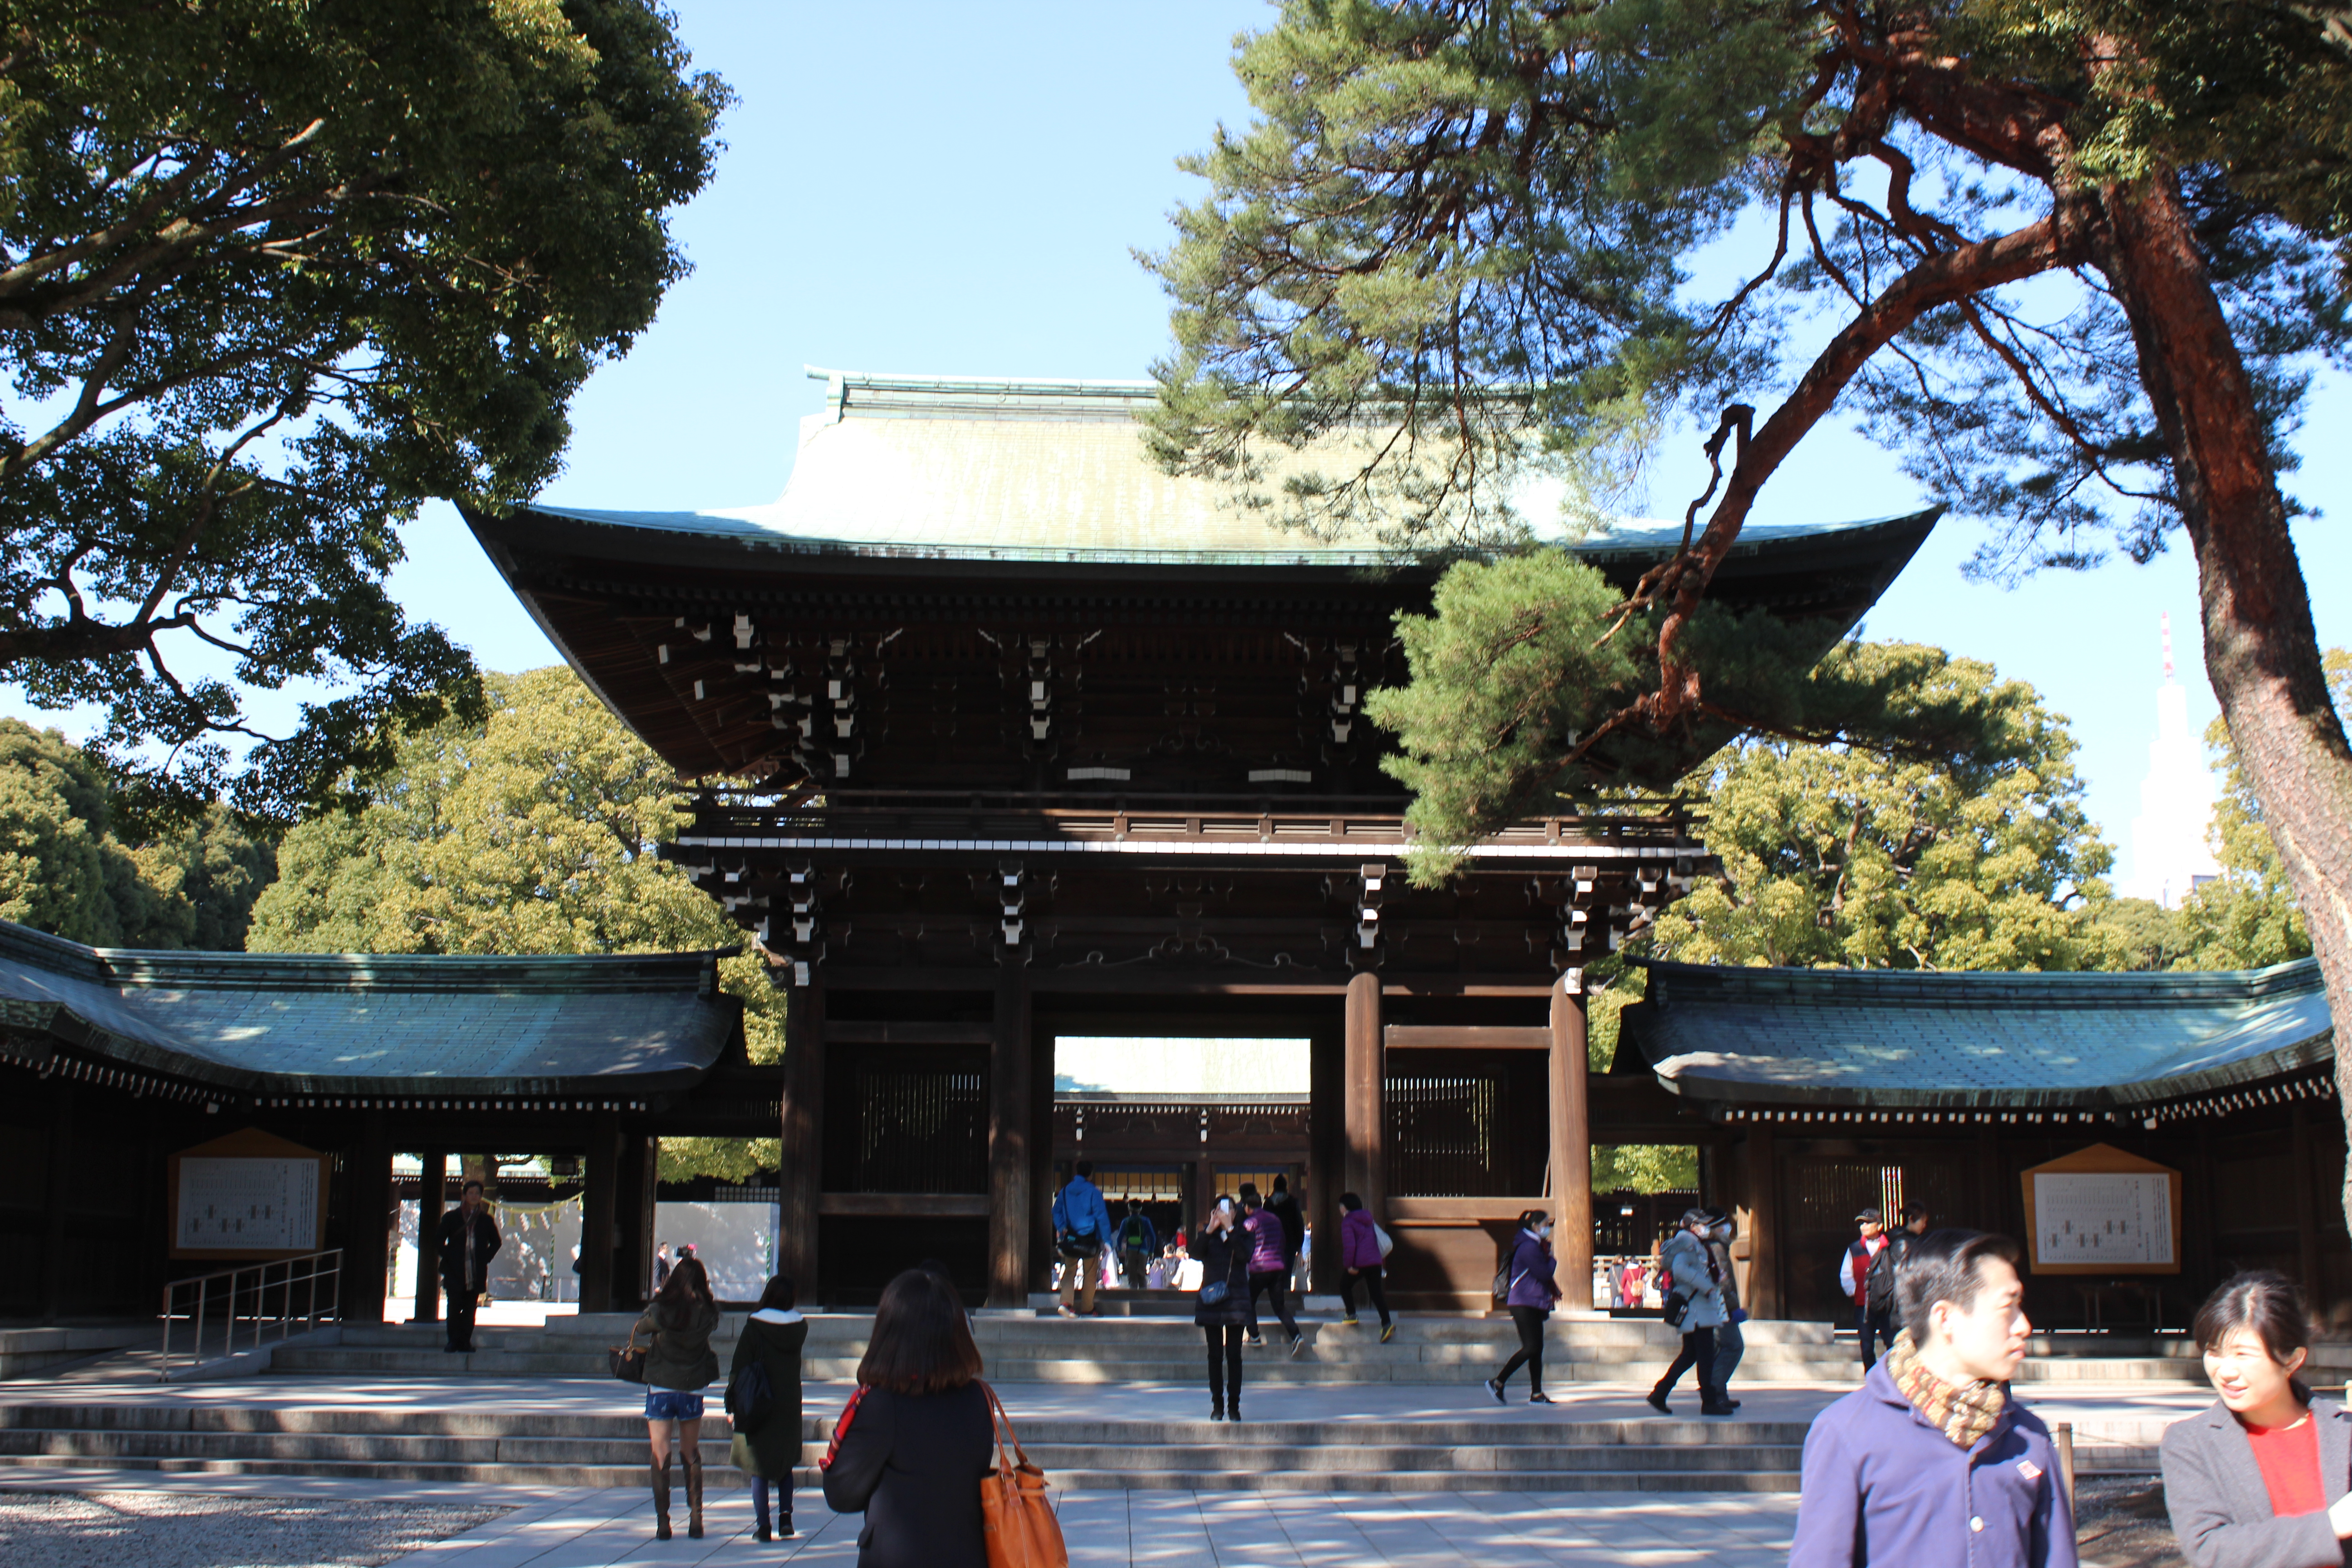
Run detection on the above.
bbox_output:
[1337,1192,1395,1342]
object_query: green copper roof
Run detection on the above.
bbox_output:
[1619,959,2332,1109]
[0,919,740,1095]
[519,369,1942,566]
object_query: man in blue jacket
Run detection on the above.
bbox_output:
[1789,1228,2075,1568]
[1051,1162,1113,1318]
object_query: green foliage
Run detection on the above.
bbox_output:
[1593,1143,1698,1195]
[2083,897,2199,971]
[0,1,730,822]
[1644,645,2117,971]
[0,719,274,946]
[249,667,784,1180]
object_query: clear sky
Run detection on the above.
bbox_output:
[29,1,2352,888]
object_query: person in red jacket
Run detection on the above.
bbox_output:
[1841,1207,1893,1374]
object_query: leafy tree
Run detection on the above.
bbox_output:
[248,666,784,1180]
[0,718,274,945]
[0,0,730,824]
[1149,2,2352,1204]
[1645,645,2116,971]
[2084,896,2198,971]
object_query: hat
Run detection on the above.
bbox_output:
[1854,1206,1882,1224]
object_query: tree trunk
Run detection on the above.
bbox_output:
[2092,170,2352,1223]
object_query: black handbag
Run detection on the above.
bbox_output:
[1056,1229,1099,1259]
[1661,1290,1689,1330]
[609,1331,649,1383]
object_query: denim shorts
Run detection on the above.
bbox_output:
[645,1388,706,1421]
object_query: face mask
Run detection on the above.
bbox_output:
[1537,1223,1553,1239]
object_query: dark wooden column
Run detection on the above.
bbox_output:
[2294,1103,2323,1298]
[778,974,826,1298]
[1029,1028,1058,1301]
[615,1131,657,1310]
[1308,1023,1345,1294]
[577,1120,617,1312]
[38,1083,75,1320]
[414,1147,447,1323]
[987,962,1035,1308]
[1344,971,1385,1216]
[1742,1127,1781,1318]
[346,1112,392,1323]
[1550,976,1593,1313]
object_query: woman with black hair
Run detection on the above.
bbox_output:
[1193,1193,1253,1421]
[821,1268,992,1568]
[2164,1270,2352,1568]
[632,1254,722,1540]
[730,1273,806,1543]
[1487,1209,1561,1405]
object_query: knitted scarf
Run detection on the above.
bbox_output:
[1884,1329,2008,1449]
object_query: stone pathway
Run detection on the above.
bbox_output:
[0,1485,510,1568]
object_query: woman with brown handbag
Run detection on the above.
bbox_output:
[632,1255,722,1540]
[821,1268,994,1567]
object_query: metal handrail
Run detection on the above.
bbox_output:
[157,1248,342,1381]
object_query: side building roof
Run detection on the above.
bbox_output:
[0,918,742,1098]
[1618,958,2332,1110]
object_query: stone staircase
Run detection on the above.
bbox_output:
[0,1403,1811,1494]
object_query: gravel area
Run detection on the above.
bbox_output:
[2077,1476,2186,1568]
[0,1490,511,1568]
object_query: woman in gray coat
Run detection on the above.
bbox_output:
[731,1273,808,1542]
[633,1256,722,1541]
[1647,1208,1733,1417]
[2164,1271,2352,1568]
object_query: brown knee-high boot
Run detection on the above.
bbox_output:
[684,1451,705,1539]
[650,1457,672,1539]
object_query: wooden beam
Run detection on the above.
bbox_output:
[1385,1025,1553,1050]
[986,962,1034,1308]
[577,1121,617,1312]
[1551,979,1593,1314]
[2294,1102,2323,1299]
[1744,1127,1781,1318]
[1029,1029,1058,1297]
[817,1193,993,1218]
[38,1083,74,1320]
[414,1147,447,1323]
[617,1132,657,1311]
[778,976,825,1297]
[1309,1024,1344,1294]
[1344,971,1385,1217]
[1388,1196,1548,1221]
[824,1020,997,1046]
[346,1111,392,1324]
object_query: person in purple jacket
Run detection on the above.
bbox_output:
[1337,1192,1395,1342]
[1789,1228,2075,1568]
[1486,1210,1562,1405]
[1238,1184,1304,1356]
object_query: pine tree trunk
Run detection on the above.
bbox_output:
[2092,171,2352,1225]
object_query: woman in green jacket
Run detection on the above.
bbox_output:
[633,1256,722,1540]
[730,1274,808,1542]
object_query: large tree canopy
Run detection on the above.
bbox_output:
[248,666,783,1181]
[1152,0,2352,1210]
[0,0,729,825]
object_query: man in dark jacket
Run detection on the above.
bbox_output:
[436,1179,502,1353]
[1789,1228,2075,1568]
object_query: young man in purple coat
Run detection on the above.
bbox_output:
[1789,1229,2075,1568]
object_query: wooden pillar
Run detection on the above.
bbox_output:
[1029,1028,1058,1301]
[987,962,1035,1308]
[414,1147,447,1323]
[2294,1103,2323,1299]
[1308,1024,1345,1294]
[1344,971,1385,1215]
[1743,1127,1781,1318]
[615,1132,657,1310]
[1550,976,1594,1313]
[778,974,825,1298]
[346,1112,392,1323]
[577,1120,617,1312]
[38,1083,75,1320]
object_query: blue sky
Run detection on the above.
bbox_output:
[27,1,2352,887]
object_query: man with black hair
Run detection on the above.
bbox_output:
[1864,1204,1930,1340]
[1051,1162,1112,1318]
[1114,1200,1160,1291]
[1790,1228,2075,1568]
[435,1179,501,1354]
[1842,1209,1893,1375]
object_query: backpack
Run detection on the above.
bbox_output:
[1490,1235,1529,1303]
[725,1358,775,1437]
[1118,1214,1151,1252]
[1866,1233,1906,1316]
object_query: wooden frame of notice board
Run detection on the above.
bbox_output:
[168,1127,333,1261]
[2019,1142,2185,1275]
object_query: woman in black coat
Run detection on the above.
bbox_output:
[1193,1194,1253,1423]
[821,1268,992,1568]
[730,1273,807,1543]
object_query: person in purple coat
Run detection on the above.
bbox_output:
[1238,1184,1303,1355]
[1337,1192,1395,1342]
[1789,1228,2075,1568]
[1486,1210,1561,1405]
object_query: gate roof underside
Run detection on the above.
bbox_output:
[1622,957,2334,1111]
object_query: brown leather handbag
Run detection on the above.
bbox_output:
[978,1382,1066,1568]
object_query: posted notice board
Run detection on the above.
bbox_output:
[168,1127,332,1260]
[2019,1142,2183,1275]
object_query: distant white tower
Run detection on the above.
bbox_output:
[2122,613,2222,907]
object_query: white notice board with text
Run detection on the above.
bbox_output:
[2031,1171,2175,1269]
[174,1156,323,1254]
